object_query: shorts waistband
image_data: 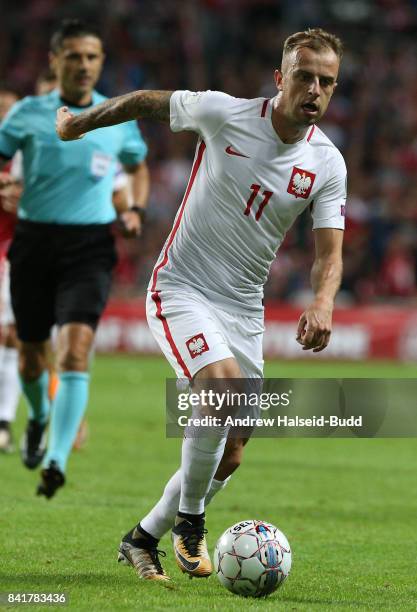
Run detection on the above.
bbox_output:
[16,219,112,232]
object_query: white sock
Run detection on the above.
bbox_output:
[140,470,231,539]
[0,347,20,423]
[179,431,228,515]
[205,475,231,505]
[141,469,182,539]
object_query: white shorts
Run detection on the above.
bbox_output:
[146,288,264,379]
[0,258,14,327]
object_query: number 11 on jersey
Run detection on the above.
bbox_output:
[244,184,273,221]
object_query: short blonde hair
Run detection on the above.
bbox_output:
[283,28,343,63]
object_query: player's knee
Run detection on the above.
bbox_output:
[196,358,242,380]
[57,347,88,372]
[5,324,18,348]
[56,324,93,372]
[19,344,47,381]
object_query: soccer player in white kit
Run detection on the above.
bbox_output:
[56,28,346,582]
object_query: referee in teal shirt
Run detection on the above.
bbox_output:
[0,20,149,498]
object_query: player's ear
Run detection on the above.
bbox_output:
[274,69,284,92]
[49,51,58,73]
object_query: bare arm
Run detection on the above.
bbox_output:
[116,161,150,237]
[112,186,129,214]
[310,228,343,305]
[297,228,344,352]
[56,91,173,141]
[124,161,150,209]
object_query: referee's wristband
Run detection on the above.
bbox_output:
[129,206,147,224]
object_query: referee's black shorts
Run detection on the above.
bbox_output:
[8,220,117,343]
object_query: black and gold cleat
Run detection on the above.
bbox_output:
[172,514,212,578]
[118,526,170,581]
[36,460,65,499]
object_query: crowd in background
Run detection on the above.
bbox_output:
[1,0,417,305]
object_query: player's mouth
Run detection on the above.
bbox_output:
[76,75,92,85]
[301,102,319,116]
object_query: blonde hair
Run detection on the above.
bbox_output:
[283,28,343,63]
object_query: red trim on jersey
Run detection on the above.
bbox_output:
[307,125,315,142]
[151,139,206,292]
[261,99,269,117]
[151,291,192,379]
[149,139,206,379]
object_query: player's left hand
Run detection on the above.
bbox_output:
[118,209,142,237]
[296,301,333,352]
[56,106,84,141]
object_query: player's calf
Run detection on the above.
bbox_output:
[214,436,248,480]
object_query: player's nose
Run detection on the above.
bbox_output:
[79,56,91,70]
[307,77,320,97]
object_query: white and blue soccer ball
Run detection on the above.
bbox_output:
[213,519,291,598]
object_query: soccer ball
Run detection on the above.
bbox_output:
[213,519,291,597]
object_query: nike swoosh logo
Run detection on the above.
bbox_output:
[225,145,249,158]
[175,549,200,571]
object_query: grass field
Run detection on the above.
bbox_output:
[1,356,416,611]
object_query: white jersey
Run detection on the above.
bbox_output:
[149,90,347,316]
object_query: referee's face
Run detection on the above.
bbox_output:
[50,36,105,104]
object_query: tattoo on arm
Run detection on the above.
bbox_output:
[70,90,173,135]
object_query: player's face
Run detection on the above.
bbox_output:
[0,91,18,121]
[275,47,339,127]
[50,36,105,99]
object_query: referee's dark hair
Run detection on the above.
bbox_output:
[50,19,102,54]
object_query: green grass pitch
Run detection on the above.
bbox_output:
[1,356,416,611]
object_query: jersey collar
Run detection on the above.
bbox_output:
[268,96,314,147]
[51,89,100,109]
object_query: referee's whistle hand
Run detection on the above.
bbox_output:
[118,210,142,238]
[56,106,84,141]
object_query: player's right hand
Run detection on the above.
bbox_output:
[56,106,84,141]
[296,302,333,353]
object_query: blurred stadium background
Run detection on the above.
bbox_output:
[2,5,416,609]
[2,0,417,362]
